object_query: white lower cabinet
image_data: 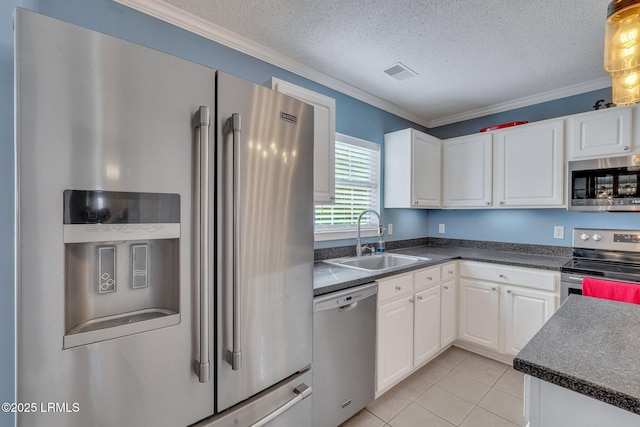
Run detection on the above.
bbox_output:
[376,263,457,394]
[458,261,558,357]
[503,286,555,356]
[458,279,500,351]
[440,279,457,348]
[377,295,414,392]
[413,285,441,366]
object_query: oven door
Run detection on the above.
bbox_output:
[560,272,586,304]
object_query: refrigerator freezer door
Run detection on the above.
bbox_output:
[15,10,215,426]
[216,72,314,411]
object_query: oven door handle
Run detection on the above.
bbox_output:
[567,276,585,282]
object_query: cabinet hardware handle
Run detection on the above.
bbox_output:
[395,286,401,291]
[443,286,449,290]
[428,276,432,281]
[409,298,414,303]
[448,270,453,275]
[507,290,512,293]
[499,201,505,205]
[491,287,496,291]
[499,274,505,278]
[417,296,423,301]
[486,202,491,205]
[624,146,630,151]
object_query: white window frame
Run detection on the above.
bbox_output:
[314,133,381,242]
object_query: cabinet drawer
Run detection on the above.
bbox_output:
[414,266,441,290]
[459,261,557,292]
[378,273,414,303]
[441,262,456,280]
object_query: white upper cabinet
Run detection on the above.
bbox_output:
[567,106,635,160]
[443,133,493,207]
[270,78,336,204]
[384,128,441,208]
[493,119,565,207]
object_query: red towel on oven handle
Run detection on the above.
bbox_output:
[582,278,640,304]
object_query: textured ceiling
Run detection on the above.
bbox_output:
[158,0,611,127]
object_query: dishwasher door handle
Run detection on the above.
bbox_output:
[338,302,359,312]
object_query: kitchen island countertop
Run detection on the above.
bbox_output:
[314,244,569,296]
[514,295,640,415]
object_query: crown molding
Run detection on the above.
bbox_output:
[426,77,612,128]
[114,0,611,131]
[113,0,430,127]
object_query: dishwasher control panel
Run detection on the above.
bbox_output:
[313,282,378,312]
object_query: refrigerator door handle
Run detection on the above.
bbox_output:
[193,106,211,383]
[248,383,312,427]
[225,113,242,371]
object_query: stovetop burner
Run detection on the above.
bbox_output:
[562,258,640,282]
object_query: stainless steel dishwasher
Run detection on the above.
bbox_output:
[312,282,377,427]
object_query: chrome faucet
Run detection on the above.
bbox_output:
[356,209,383,256]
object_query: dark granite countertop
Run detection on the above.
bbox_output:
[514,295,640,415]
[314,242,569,296]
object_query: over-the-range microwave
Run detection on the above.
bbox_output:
[569,154,640,211]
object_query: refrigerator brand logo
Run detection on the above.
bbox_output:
[280,112,297,124]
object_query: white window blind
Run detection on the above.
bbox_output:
[315,134,380,238]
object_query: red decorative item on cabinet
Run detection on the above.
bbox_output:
[480,121,528,132]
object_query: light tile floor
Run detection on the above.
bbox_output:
[341,346,526,427]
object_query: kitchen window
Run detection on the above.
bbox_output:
[314,133,380,241]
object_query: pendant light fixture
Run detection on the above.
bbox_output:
[605,0,640,105]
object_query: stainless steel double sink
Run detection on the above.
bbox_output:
[324,253,431,272]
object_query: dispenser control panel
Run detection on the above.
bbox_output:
[63,190,180,243]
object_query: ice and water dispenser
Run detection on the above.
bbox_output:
[63,190,181,348]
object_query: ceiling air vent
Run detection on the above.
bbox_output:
[382,62,418,81]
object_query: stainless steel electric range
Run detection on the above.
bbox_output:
[561,228,640,303]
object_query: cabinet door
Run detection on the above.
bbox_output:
[440,281,457,348]
[414,286,441,366]
[384,128,441,208]
[412,130,441,207]
[443,133,493,207]
[270,78,336,204]
[568,106,633,160]
[494,120,564,207]
[458,279,499,351]
[503,286,556,356]
[376,297,414,393]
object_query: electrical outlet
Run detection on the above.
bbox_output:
[387,223,393,235]
[438,224,445,234]
[554,226,564,239]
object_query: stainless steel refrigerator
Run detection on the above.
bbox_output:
[15,9,313,427]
